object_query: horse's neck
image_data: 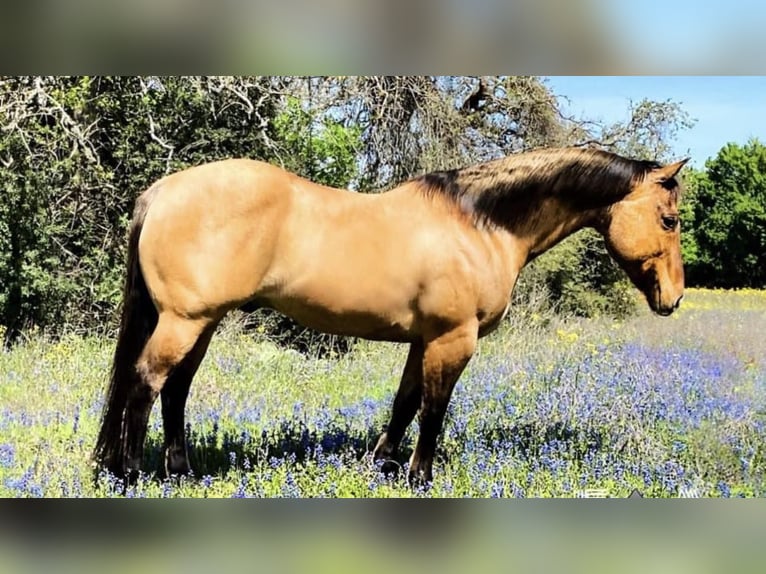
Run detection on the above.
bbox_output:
[516,199,598,262]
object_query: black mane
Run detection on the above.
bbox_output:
[417,148,678,228]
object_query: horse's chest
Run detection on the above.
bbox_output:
[474,265,518,337]
[478,300,511,337]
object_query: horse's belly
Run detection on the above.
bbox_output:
[265,295,416,342]
[262,244,421,341]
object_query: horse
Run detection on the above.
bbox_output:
[93,147,688,486]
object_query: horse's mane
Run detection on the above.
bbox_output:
[417,147,680,228]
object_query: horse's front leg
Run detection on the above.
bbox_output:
[408,321,477,486]
[373,340,424,473]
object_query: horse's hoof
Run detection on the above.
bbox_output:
[407,468,433,491]
[125,468,142,488]
[379,459,402,477]
[163,461,192,479]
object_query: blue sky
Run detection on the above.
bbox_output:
[544,76,766,167]
[601,2,765,69]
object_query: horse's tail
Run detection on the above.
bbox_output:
[93,186,160,475]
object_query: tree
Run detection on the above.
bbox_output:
[687,140,766,288]
[588,98,695,162]
[292,76,570,190]
[272,94,361,188]
[675,165,705,277]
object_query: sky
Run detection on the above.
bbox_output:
[602,1,766,67]
[544,76,766,168]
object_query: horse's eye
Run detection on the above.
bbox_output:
[661,215,679,231]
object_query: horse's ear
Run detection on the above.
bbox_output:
[652,158,690,182]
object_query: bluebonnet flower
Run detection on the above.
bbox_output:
[71,473,83,498]
[232,475,249,498]
[6,467,43,498]
[368,475,382,492]
[490,482,505,498]
[642,466,653,488]
[613,460,625,482]
[326,454,343,470]
[0,444,14,467]
[28,484,43,497]
[215,355,242,374]
[282,471,300,497]
[511,483,525,498]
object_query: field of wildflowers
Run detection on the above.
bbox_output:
[1,288,764,497]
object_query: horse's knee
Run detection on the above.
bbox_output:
[137,315,208,394]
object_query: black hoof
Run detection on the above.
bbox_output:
[163,446,192,479]
[407,469,433,490]
[379,459,402,477]
[164,462,192,479]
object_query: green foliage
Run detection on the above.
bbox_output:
[684,139,766,287]
[273,96,361,188]
[676,166,704,272]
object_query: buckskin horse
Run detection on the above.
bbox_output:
[94,147,688,486]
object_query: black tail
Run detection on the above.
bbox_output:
[93,187,160,475]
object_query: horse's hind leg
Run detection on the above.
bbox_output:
[160,322,218,477]
[123,313,211,482]
[373,341,424,472]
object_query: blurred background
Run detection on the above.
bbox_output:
[2,0,765,71]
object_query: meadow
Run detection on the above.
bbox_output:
[1,288,765,498]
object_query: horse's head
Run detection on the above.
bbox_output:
[601,158,689,316]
